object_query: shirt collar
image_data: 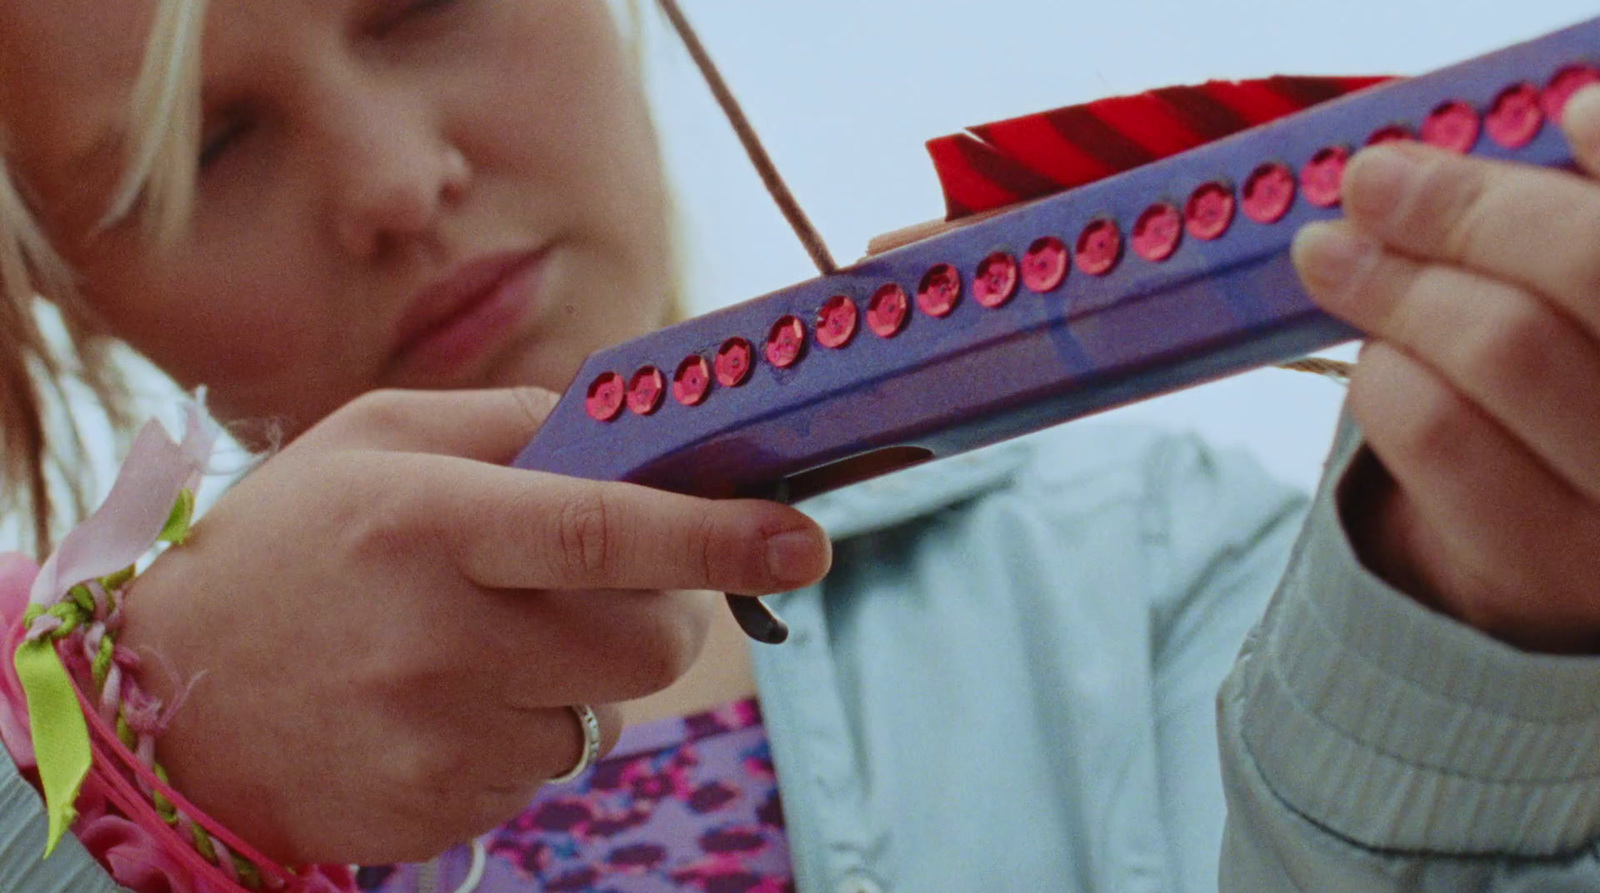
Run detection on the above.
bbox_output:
[795,437,1034,541]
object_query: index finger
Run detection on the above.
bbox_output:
[1338,142,1600,337]
[413,457,833,595]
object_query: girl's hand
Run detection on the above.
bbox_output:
[117,387,832,866]
[1292,85,1600,654]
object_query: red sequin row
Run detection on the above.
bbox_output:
[585,68,1597,422]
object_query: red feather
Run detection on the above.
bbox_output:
[928,75,1395,220]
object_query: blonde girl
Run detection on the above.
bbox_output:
[5,2,1600,892]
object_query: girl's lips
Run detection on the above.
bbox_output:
[392,248,550,376]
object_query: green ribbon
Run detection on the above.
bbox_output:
[158,488,195,545]
[14,638,90,856]
[12,489,193,858]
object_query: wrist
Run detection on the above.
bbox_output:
[117,550,304,869]
[1337,446,1600,653]
[1337,448,1443,611]
[7,399,356,891]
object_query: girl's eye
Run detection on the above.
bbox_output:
[199,118,251,171]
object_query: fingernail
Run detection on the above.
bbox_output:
[766,529,823,586]
[1293,222,1379,295]
[1344,146,1423,222]
[1564,84,1600,124]
[1562,85,1600,155]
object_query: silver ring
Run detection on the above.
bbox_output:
[548,704,602,784]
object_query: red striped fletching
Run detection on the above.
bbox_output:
[928,75,1395,220]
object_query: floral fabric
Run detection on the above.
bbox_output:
[358,698,793,893]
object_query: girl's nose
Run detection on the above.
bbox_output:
[329,106,471,260]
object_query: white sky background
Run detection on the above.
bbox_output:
[640,1,1600,491]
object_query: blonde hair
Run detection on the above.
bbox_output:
[0,0,207,554]
[0,0,670,553]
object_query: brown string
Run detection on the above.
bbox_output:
[655,0,839,276]
[1276,356,1353,382]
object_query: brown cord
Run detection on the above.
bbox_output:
[655,0,839,276]
[1275,357,1353,382]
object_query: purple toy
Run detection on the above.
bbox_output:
[514,17,1599,640]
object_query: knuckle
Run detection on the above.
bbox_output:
[338,477,419,565]
[690,510,725,589]
[620,602,706,695]
[338,463,463,583]
[351,610,456,705]
[599,591,712,699]
[1364,258,1424,337]
[555,490,614,579]
[1387,384,1467,464]
[621,645,687,698]
[506,386,561,430]
[339,388,415,436]
[345,512,411,564]
[1458,297,1560,390]
[1350,351,1467,467]
[387,739,466,796]
[1558,203,1600,300]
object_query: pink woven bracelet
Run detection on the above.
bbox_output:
[2,567,318,893]
[4,399,356,893]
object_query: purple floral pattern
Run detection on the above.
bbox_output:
[359,698,793,892]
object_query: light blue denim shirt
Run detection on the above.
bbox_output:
[753,422,1306,893]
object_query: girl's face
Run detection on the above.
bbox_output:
[1,0,673,436]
